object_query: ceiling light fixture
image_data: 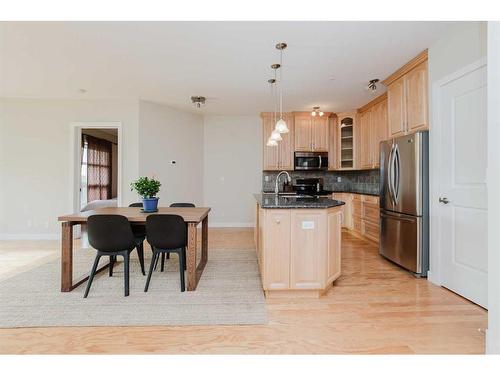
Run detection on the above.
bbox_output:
[366,79,380,93]
[274,42,289,134]
[191,96,206,108]
[311,106,324,117]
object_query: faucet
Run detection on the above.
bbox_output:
[275,171,292,194]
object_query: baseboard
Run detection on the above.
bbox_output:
[0,233,60,240]
[208,222,254,228]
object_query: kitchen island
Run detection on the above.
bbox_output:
[254,194,345,298]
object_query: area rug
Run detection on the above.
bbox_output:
[0,247,267,327]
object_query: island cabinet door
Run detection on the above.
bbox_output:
[263,210,291,290]
[290,211,326,289]
[327,210,342,284]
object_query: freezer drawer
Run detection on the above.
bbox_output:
[380,210,422,274]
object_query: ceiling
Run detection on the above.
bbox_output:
[0,21,456,115]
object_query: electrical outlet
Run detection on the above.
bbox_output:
[264,176,270,182]
[337,177,342,182]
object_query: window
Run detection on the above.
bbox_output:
[81,134,112,208]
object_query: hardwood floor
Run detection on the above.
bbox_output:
[0,228,487,354]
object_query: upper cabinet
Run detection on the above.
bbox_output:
[387,76,406,137]
[371,97,388,168]
[261,112,294,171]
[334,112,357,170]
[358,109,372,169]
[294,113,331,152]
[357,94,388,169]
[383,50,428,138]
[406,60,428,132]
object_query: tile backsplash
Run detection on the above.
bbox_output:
[262,169,380,195]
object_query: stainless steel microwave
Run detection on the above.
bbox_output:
[294,152,329,171]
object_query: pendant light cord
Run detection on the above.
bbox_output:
[279,48,283,120]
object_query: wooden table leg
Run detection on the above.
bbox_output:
[197,215,208,280]
[61,222,73,292]
[186,222,198,291]
[61,221,111,292]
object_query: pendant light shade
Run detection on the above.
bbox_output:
[270,129,282,141]
[275,118,289,134]
[266,137,278,147]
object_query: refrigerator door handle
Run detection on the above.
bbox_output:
[394,144,401,203]
[388,144,396,205]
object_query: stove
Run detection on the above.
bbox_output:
[292,178,332,196]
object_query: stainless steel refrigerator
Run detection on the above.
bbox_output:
[379,131,429,276]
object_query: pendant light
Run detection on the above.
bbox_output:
[275,42,289,134]
[266,74,279,147]
[266,138,278,147]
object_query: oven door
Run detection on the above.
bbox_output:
[294,152,328,170]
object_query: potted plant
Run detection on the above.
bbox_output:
[130,176,162,212]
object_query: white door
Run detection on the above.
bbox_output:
[437,62,487,308]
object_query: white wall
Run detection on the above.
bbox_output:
[0,99,139,239]
[203,115,262,226]
[487,21,500,354]
[427,21,487,284]
[138,100,204,207]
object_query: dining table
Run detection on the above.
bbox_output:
[57,206,211,292]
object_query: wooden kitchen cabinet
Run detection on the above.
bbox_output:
[384,51,428,137]
[312,116,329,151]
[371,98,388,168]
[387,76,407,138]
[406,60,428,132]
[261,112,294,170]
[290,210,326,290]
[332,192,353,230]
[327,210,342,284]
[294,112,331,152]
[294,114,312,151]
[358,109,372,169]
[339,193,380,243]
[328,115,338,170]
[357,93,389,169]
[334,112,357,170]
[256,204,343,297]
[262,209,291,290]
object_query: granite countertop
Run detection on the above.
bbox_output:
[254,194,345,209]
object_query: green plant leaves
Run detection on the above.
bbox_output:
[130,177,161,199]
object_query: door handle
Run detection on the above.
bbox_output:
[439,197,450,204]
[388,144,396,205]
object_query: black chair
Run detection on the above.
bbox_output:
[145,215,187,292]
[129,202,147,276]
[84,215,145,298]
[155,202,195,270]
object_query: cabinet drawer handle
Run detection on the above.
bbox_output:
[276,219,281,224]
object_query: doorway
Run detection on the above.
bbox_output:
[431,59,487,308]
[70,122,123,213]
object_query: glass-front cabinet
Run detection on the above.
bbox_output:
[336,112,357,170]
